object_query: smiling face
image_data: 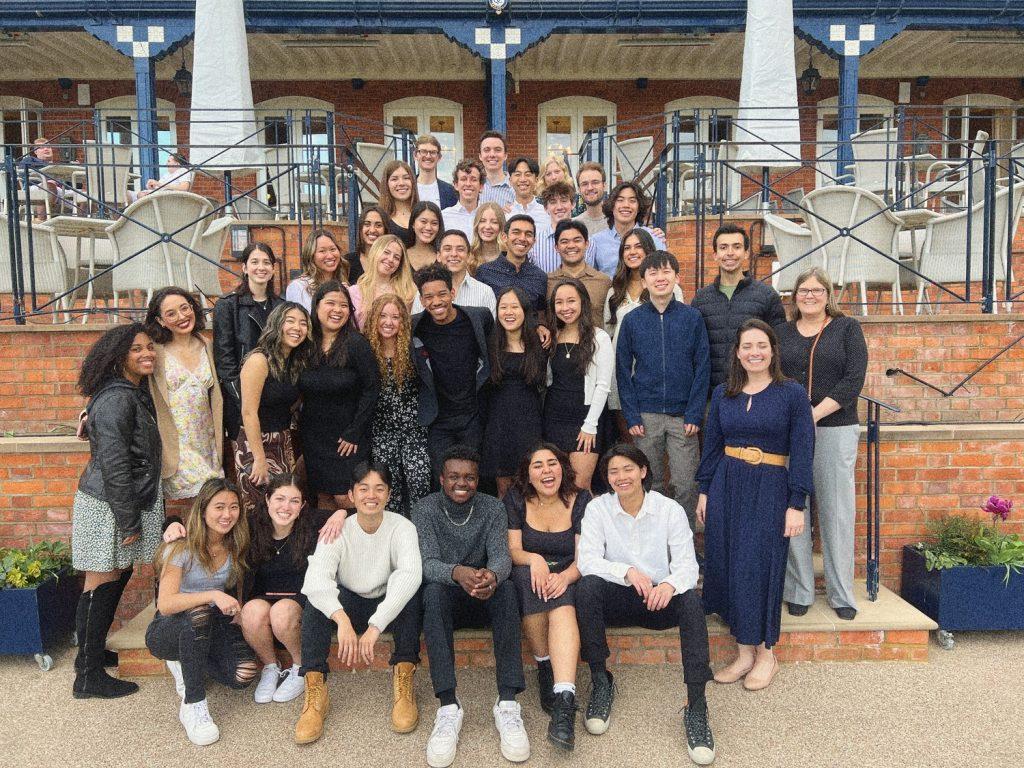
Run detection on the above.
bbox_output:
[543,160,565,186]
[612,187,640,226]
[577,168,605,206]
[415,142,440,172]
[413,209,440,246]
[243,248,274,289]
[123,332,156,381]
[350,470,390,516]
[204,489,241,538]
[510,160,537,199]
[795,275,829,318]
[439,234,470,276]
[505,220,536,258]
[158,294,195,338]
[528,449,562,498]
[377,241,404,278]
[312,235,341,276]
[266,483,303,531]
[621,233,648,272]
[280,308,309,351]
[476,208,501,243]
[606,455,647,499]
[643,263,677,301]
[556,227,587,267]
[553,284,582,326]
[361,211,387,250]
[420,279,455,324]
[316,290,350,332]
[387,166,414,202]
[713,232,747,276]
[545,193,573,225]
[497,291,525,333]
[479,137,507,174]
[736,327,772,375]
[440,458,479,505]
[454,167,483,204]
[376,301,402,341]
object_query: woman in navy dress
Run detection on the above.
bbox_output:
[696,318,814,692]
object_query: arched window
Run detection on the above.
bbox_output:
[943,94,1013,159]
[815,94,894,186]
[0,96,42,156]
[383,97,463,181]
[94,95,177,164]
[538,96,616,175]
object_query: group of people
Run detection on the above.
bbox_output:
[67,130,868,766]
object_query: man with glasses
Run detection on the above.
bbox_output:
[415,135,458,209]
[573,161,609,237]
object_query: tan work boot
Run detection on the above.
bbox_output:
[391,662,419,733]
[295,671,330,744]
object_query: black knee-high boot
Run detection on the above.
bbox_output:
[72,580,139,699]
[100,568,134,668]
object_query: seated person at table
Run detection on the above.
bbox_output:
[129,153,194,202]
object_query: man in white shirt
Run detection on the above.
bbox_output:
[577,444,715,766]
[412,230,497,317]
[415,135,457,209]
[479,130,515,208]
[573,161,609,237]
[441,159,484,239]
[506,156,547,229]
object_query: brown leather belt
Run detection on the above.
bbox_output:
[724,445,788,467]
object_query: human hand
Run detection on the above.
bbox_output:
[544,571,570,600]
[162,522,186,543]
[683,423,700,437]
[335,613,358,666]
[470,569,497,600]
[784,508,805,538]
[646,582,675,611]
[453,565,481,596]
[537,326,552,350]
[249,456,270,487]
[359,625,381,666]
[576,429,596,454]
[337,438,358,457]
[628,424,645,438]
[212,592,241,617]
[529,555,551,599]
[695,494,707,526]
[626,567,653,600]
[318,509,347,543]
[121,533,140,546]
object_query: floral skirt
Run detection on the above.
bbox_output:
[71,488,164,572]
[233,429,297,514]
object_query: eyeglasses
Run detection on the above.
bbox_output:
[796,287,826,297]
[416,149,440,157]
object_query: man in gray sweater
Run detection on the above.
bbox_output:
[412,445,529,768]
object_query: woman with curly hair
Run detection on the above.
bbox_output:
[365,293,431,516]
[285,229,348,312]
[348,234,417,328]
[405,200,444,272]
[71,323,163,700]
[344,206,390,284]
[469,201,505,272]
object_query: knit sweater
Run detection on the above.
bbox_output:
[301,512,422,632]
[411,491,512,586]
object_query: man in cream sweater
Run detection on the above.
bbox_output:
[295,462,423,744]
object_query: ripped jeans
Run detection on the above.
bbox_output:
[146,605,259,704]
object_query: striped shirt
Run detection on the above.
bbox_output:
[481,176,515,208]
[591,225,666,276]
[508,198,548,231]
[412,273,497,317]
[530,225,598,274]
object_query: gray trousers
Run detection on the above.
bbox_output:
[635,412,700,531]
[784,423,860,610]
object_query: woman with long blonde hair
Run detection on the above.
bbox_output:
[365,294,431,516]
[285,229,348,312]
[536,154,585,216]
[469,201,505,272]
[349,234,416,328]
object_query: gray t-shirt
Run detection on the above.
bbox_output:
[171,550,232,594]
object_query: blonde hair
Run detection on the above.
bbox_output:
[377,160,419,217]
[357,234,416,306]
[365,293,415,386]
[536,154,576,197]
[469,202,506,274]
[299,229,348,291]
[791,267,844,320]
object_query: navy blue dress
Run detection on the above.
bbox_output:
[697,380,814,647]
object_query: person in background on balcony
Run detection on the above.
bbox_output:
[71,323,163,700]
[233,302,312,512]
[591,181,666,277]
[344,205,390,285]
[482,287,547,497]
[129,152,194,202]
[145,288,224,504]
[366,294,432,517]
[479,130,515,208]
[441,159,485,239]
[405,201,445,272]
[295,462,424,744]
[415,134,458,209]
[535,154,584,216]
[506,156,546,230]
[546,220,611,329]
[298,281,381,512]
[778,268,867,621]
[145,478,258,746]
[691,224,787,391]
[379,160,419,242]
[475,215,549,314]
[696,319,814,692]
[573,161,609,237]
[544,279,614,491]
[531,182,598,273]
[469,202,506,272]
[413,230,496,317]
[18,136,87,216]
[213,242,285,442]
[505,444,590,751]
[286,229,348,313]
[350,234,418,328]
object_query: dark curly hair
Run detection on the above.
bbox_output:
[144,287,206,344]
[77,322,152,397]
[602,181,651,228]
[512,442,578,507]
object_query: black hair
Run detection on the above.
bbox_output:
[144,287,206,344]
[406,201,445,250]
[607,227,658,327]
[489,286,547,388]
[351,461,393,487]
[77,322,151,397]
[554,219,589,244]
[357,205,392,254]
[439,228,471,250]
[478,130,508,152]
[235,241,278,298]
[441,444,481,470]
[249,473,317,572]
[599,443,653,492]
[547,278,597,376]
[512,442,579,507]
[414,262,453,292]
[712,223,750,252]
[508,156,539,176]
[602,181,651,228]
[310,279,357,368]
[639,249,680,277]
[504,214,536,235]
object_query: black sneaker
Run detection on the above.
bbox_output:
[547,690,577,750]
[537,660,555,714]
[683,704,716,765]
[835,607,857,621]
[786,602,810,617]
[584,671,615,735]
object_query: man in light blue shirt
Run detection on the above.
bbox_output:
[507,156,547,230]
[479,131,515,209]
[441,159,485,239]
[591,181,666,276]
[530,182,597,273]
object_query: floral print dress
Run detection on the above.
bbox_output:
[163,351,223,499]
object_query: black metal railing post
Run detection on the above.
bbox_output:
[326,111,338,221]
[20,163,38,313]
[860,394,899,601]
[347,159,360,253]
[981,143,997,313]
[4,152,26,324]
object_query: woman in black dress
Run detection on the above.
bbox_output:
[344,205,389,285]
[506,443,590,747]
[299,280,380,511]
[483,286,546,496]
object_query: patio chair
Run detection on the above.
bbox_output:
[845,126,900,200]
[263,146,320,219]
[802,185,905,315]
[763,214,814,294]
[923,130,989,209]
[614,136,655,188]
[0,214,71,321]
[106,191,214,306]
[353,141,395,205]
[916,184,1022,314]
[71,141,137,216]
[187,216,237,306]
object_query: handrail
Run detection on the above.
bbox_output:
[885,332,1024,397]
[859,393,900,601]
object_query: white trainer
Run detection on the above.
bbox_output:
[254,663,282,703]
[426,703,464,768]
[165,660,185,699]
[272,664,305,702]
[492,699,531,763]
[179,698,220,746]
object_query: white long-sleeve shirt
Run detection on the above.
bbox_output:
[301,512,422,632]
[578,490,699,595]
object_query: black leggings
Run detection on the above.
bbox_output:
[146,605,259,704]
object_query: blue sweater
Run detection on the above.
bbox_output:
[616,299,710,427]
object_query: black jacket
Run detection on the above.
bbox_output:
[212,291,284,435]
[437,179,459,210]
[691,273,788,388]
[77,379,162,537]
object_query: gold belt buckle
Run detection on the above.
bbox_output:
[741,446,764,465]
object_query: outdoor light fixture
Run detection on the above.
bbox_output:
[799,50,820,96]
[57,78,73,101]
[488,0,509,14]
[172,50,192,98]
[914,75,929,98]
[351,78,366,90]
[635,78,649,90]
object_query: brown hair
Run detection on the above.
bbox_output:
[513,442,579,507]
[299,229,348,289]
[790,267,844,320]
[724,318,787,398]
[576,160,607,183]
[452,158,485,186]
[378,160,419,216]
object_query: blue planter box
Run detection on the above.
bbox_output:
[0,570,81,657]
[900,545,1024,631]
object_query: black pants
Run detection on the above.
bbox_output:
[576,575,713,685]
[145,606,258,704]
[299,585,422,675]
[421,581,525,698]
[427,413,482,479]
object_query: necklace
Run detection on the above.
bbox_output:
[443,502,475,527]
[272,533,290,556]
[558,341,576,359]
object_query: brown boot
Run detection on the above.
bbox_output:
[391,662,419,733]
[295,671,330,744]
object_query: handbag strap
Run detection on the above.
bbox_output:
[805,317,831,401]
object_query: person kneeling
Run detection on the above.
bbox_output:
[576,444,717,766]
[295,462,423,744]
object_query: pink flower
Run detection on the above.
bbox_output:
[982,496,1013,522]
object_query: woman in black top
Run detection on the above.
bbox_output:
[213,242,285,439]
[345,205,389,285]
[777,267,867,621]
[506,444,590,741]
[298,280,381,511]
[483,286,546,496]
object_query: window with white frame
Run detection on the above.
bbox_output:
[664,97,738,163]
[815,95,894,186]
[538,96,616,176]
[94,95,177,165]
[256,96,333,164]
[383,97,463,181]
[0,96,42,157]
[943,94,1013,160]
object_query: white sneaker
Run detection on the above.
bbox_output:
[492,699,531,763]
[166,660,185,699]
[179,698,220,746]
[254,663,282,703]
[426,703,464,768]
[272,664,305,702]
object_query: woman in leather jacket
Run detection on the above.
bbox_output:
[213,242,284,438]
[71,323,163,700]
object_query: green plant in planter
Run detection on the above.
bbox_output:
[0,541,72,589]
[916,497,1024,585]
